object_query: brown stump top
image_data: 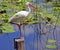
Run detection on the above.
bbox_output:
[15,37,24,42]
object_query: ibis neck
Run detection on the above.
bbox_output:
[28,6,31,13]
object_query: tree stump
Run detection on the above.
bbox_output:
[14,37,24,50]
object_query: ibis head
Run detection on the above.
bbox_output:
[26,2,38,10]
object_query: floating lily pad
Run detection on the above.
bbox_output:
[28,21,38,24]
[48,40,56,43]
[2,23,15,33]
[46,45,57,48]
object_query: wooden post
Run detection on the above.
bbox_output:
[14,37,24,50]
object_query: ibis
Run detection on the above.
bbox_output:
[8,2,38,38]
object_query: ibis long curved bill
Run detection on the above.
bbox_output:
[29,3,39,11]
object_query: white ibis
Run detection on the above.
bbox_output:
[8,2,38,38]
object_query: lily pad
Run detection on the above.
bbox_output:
[48,40,56,43]
[2,23,15,33]
[28,21,38,24]
[46,45,57,48]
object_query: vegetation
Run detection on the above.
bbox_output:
[0,0,60,33]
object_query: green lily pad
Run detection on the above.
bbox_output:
[46,45,57,48]
[28,21,38,24]
[48,40,56,43]
[2,24,15,33]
